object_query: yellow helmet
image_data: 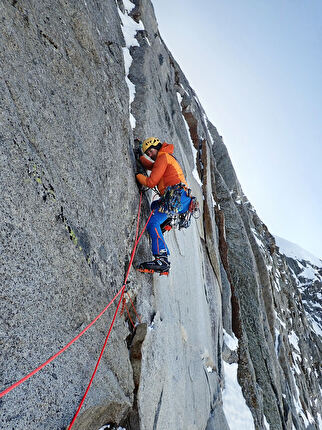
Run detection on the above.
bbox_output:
[142,137,161,153]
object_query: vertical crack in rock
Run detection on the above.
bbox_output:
[201,139,221,285]
[178,87,222,287]
[213,190,242,339]
[261,353,287,429]
[121,323,148,429]
[152,388,164,430]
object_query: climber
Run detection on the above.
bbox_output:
[135,137,192,275]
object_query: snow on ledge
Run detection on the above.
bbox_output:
[222,362,255,430]
[223,328,238,351]
[117,0,144,129]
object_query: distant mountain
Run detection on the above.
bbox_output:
[275,236,322,337]
[275,236,322,268]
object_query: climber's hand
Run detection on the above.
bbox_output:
[136,172,147,185]
[136,159,146,175]
[135,172,148,193]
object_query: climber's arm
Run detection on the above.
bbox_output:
[136,153,167,188]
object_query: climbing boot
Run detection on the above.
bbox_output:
[137,252,170,275]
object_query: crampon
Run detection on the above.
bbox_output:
[137,267,170,276]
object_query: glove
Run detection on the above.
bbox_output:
[136,173,147,186]
[136,159,146,175]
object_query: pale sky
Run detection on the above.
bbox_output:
[153,0,322,259]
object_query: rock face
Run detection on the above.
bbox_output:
[0,1,321,430]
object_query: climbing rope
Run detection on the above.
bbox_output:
[68,191,153,427]
[126,292,142,324]
[68,286,126,429]
[124,300,136,328]
[0,190,153,429]
[0,287,124,399]
[120,293,142,327]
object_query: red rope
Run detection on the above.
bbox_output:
[134,191,142,248]
[126,292,142,324]
[68,196,153,425]
[68,286,126,429]
[68,192,152,426]
[122,207,153,289]
[120,298,126,317]
[0,287,124,399]
[0,191,153,427]
[124,302,135,328]
[134,209,154,251]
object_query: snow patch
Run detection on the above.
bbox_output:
[288,330,300,351]
[251,228,265,250]
[193,95,201,106]
[274,328,280,357]
[299,265,319,281]
[273,280,281,292]
[117,1,144,128]
[306,410,315,425]
[275,311,286,329]
[180,83,189,95]
[263,415,270,429]
[148,321,155,331]
[223,329,238,351]
[222,362,255,430]
[292,351,302,375]
[306,315,322,337]
[317,413,322,429]
[291,372,315,426]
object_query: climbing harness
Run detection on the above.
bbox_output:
[158,183,186,214]
[158,183,200,230]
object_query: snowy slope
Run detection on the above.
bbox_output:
[275,236,322,338]
[275,236,322,268]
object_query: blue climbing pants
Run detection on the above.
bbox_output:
[147,189,191,256]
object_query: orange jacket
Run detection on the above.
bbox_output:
[136,142,188,195]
